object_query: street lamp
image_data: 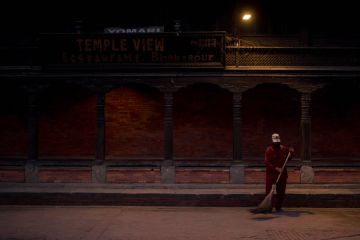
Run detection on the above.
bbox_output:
[234,11,254,67]
[235,12,254,46]
[242,13,252,21]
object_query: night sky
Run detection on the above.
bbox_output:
[1,0,359,35]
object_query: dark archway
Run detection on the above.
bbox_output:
[105,84,163,159]
[38,83,96,158]
[174,83,232,159]
[312,82,360,160]
[0,84,27,157]
[242,83,301,159]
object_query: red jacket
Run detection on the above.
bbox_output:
[264,144,290,177]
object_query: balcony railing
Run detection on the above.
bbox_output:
[1,34,360,70]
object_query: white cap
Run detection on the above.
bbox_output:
[272,133,281,143]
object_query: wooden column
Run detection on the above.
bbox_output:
[96,91,105,162]
[233,91,243,162]
[231,91,244,183]
[92,89,107,183]
[162,90,175,183]
[292,83,325,183]
[301,92,311,163]
[163,91,173,165]
[26,91,39,182]
[300,91,314,183]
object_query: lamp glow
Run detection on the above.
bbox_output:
[242,14,252,21]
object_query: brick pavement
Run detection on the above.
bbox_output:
[0,206,360,240]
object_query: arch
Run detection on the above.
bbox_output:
[174,82,233,159]
[38,83,96,158]
[105,83,164,159]
[175,81,232,93]
[242,83,301,158]
[0,84,27,157]
[312,81,360,159]
[242,81,301,94]
[108,81,162,93]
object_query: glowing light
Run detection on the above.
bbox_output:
[242,14,252,21]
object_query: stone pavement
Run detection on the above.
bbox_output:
[0,183,359,207]
[0,206,360,240]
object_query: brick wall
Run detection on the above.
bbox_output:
[0,168,25,182]
[1,166,359,184]
[245,168,300,184]
[242,83,301,158]
[314,168,360,183]
[176,167,230,183]
[38,85,96,157]
[0,86,27,157]
[2,82,359,161]
[0,82,359,185]
[105,85,163,158]
[244,168,265,183]
[174,83,232,158]
[107,168,161,183]
[312,84,360,158]
[38,168,91,183]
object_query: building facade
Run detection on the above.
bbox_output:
[0,32,359,184]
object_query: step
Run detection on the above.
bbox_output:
[0,183,359,207]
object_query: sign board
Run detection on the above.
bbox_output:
[104,26,164,34]
[40,32,225,69]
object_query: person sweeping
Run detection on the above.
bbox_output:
[251,133,294,213]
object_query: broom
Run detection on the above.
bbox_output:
[250,151,291,214]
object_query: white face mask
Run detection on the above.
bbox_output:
[272,133,281,143]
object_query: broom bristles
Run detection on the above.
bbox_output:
[250,189,274,214]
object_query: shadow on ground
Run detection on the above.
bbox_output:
[250,209,314,221]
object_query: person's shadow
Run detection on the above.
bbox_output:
[250,209,314,221]
[274,209,314,217]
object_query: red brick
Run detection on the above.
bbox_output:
[174,84,232,158]
[288,169,300,183]
[242,84,301,158]
[38,168,91,183]
[314,168,360,183]
[1,83,359,187]
[39,85,96,157]
[312,86,360,158]
[0,87,27,157]
[107,168,161,183]
[245,168,265,183]
[0,169,25,182]
[106,86,163,158]
[176,168,229,183]
[245,168,300,184]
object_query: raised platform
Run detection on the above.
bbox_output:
[0,183,359,207]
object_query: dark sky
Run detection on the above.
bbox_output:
[1,0,359,35]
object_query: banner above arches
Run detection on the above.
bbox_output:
[41,32,225,70]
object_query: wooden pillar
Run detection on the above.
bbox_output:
[96,91,105,162]
[26,91,39,182]
[92,89,106,183]
[162,90,175,183]
[301,92,311,163]
[233,91,243,162]
[300,91,314,183]
[231,91,244,183]
[163,91,173,165]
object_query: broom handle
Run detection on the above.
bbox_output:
[274,151,292,186]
